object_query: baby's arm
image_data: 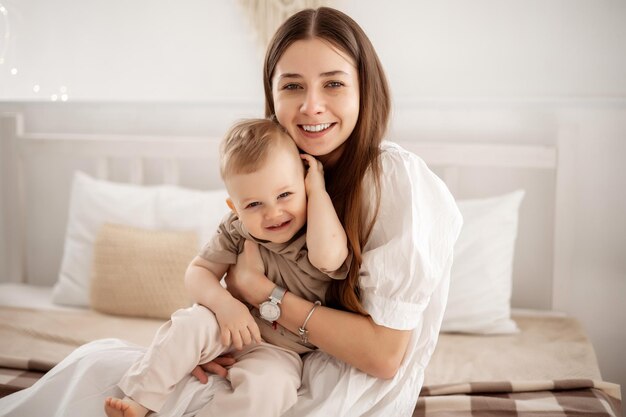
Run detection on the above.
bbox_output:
[185,256,261,349]
[300,154,349,272]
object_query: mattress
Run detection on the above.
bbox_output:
[425,313,602,385]
[0,284,621,416]
[417,313,621,416]
[0,283,83,312]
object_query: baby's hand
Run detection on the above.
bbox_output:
[300,154,326,195]
[212,296,261,350]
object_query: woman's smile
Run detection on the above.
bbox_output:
[299,122,336,137]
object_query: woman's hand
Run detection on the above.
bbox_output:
[191,355,237,382]
[224,240,274,307]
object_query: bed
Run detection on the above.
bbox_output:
[0,113,622,416]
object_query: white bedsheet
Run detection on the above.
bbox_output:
[0,283,567,318]
[0,283,85,312]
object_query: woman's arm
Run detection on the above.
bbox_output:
[227,241,411,379]
[282,292,411,379]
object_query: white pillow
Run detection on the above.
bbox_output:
[441,190,525,334]
[52,171,230,307]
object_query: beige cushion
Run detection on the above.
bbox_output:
[90,223,197,319]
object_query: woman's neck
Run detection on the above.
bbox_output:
[317,143,346,168]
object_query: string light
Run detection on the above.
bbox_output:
[0,2,8,67]
[2,4,71,101]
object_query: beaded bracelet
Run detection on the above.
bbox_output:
[298,301,321,344]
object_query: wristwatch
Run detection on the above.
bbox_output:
[259,285,287,322]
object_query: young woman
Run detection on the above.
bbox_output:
[0,7,461,417]
[194,7,463,416]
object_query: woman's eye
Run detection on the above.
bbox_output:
[282,83,301,91]
[246,202,261,209]
[326,81,344,88]
[278,192,292,199]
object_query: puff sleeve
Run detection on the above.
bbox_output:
[360,142,463,330]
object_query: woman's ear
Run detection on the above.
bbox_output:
[226,198,238,215]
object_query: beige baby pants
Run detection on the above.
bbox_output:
[118,304,302,417]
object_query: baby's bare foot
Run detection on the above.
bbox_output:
[104,396,149,417]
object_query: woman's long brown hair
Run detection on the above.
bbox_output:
[263,7,390,314]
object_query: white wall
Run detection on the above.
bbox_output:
[345,0,626,99]
[1,0,624,408]
[0,0,263,101]
[2,0,625,101]
[555,107,626,401]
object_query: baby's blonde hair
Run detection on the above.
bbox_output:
[220,118,298,179]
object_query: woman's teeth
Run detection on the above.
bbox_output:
[301,123,332,132]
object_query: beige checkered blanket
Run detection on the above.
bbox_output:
[415,379,622,416]
[0,306,622,416]
[0,305,162,398]
[0,367,47,398]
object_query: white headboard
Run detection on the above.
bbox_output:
[1,112,571,310]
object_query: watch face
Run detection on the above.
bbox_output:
[260,302,280,322]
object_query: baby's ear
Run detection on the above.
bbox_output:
[226,198,238,215]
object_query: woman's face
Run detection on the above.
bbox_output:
[272,38,360,165]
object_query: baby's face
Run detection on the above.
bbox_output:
[225,144,307,243]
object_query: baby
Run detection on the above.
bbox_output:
[104,118,350,417]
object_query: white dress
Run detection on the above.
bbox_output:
[0,141,462,417]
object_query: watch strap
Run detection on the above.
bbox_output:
[269,285,287,304]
